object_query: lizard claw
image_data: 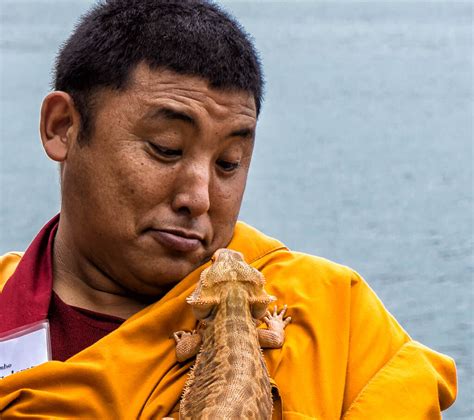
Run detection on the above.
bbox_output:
[174,330,203,361]
[173,330,192,343]
[278,304,287,319]
[259,304,291,349]
[263,305,291,330]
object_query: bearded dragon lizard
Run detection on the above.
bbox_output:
[172,248,291,419]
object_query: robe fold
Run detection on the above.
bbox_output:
[0,219,457,419]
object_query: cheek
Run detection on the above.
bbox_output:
[114,151,173,208]
[209,183,245,248]
[70,144,169,221]
[212,174,248,220]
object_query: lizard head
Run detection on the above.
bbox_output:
[186,248,276,320]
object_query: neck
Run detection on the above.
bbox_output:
[52,225,154,320]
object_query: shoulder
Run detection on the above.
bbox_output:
[256,247,361,293]
[233,221,358,287]
[0,252,23,291]
[233,221,379,311]
[258,248,396,325]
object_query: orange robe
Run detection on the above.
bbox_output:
[0,222,457,419]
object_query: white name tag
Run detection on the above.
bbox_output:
[0,320,51,379]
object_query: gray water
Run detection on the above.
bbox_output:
[0,1,472,418]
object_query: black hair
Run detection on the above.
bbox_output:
[54,0,264,143]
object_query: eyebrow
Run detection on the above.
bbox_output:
[146,107,196,125]
[145,106,255,140]
[228,127,255,140]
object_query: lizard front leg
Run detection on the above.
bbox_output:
[258,304,291,349]
[173,329,203,362]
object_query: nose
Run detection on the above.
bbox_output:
[171,161,211,217]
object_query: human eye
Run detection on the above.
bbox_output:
[216,159,240,173]
[147,142,182,160]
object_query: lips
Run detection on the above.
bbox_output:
[148,229,204,253]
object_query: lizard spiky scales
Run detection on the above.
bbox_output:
[172,249,291,419]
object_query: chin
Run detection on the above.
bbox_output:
[120,240,214,292]
[134,258,199,290]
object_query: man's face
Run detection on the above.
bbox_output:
[60,64,257,296]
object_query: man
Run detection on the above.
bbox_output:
[0,0,456,418]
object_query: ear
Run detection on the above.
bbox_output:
[40,91,81,162]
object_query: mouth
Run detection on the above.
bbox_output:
[147,228,204,253]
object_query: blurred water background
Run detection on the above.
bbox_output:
[0,0,472,417]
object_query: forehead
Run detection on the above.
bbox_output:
[118,63,257,122]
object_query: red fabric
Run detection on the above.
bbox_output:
[0,216,58,334]
[49,292,123,361]
[0,215,124,361]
